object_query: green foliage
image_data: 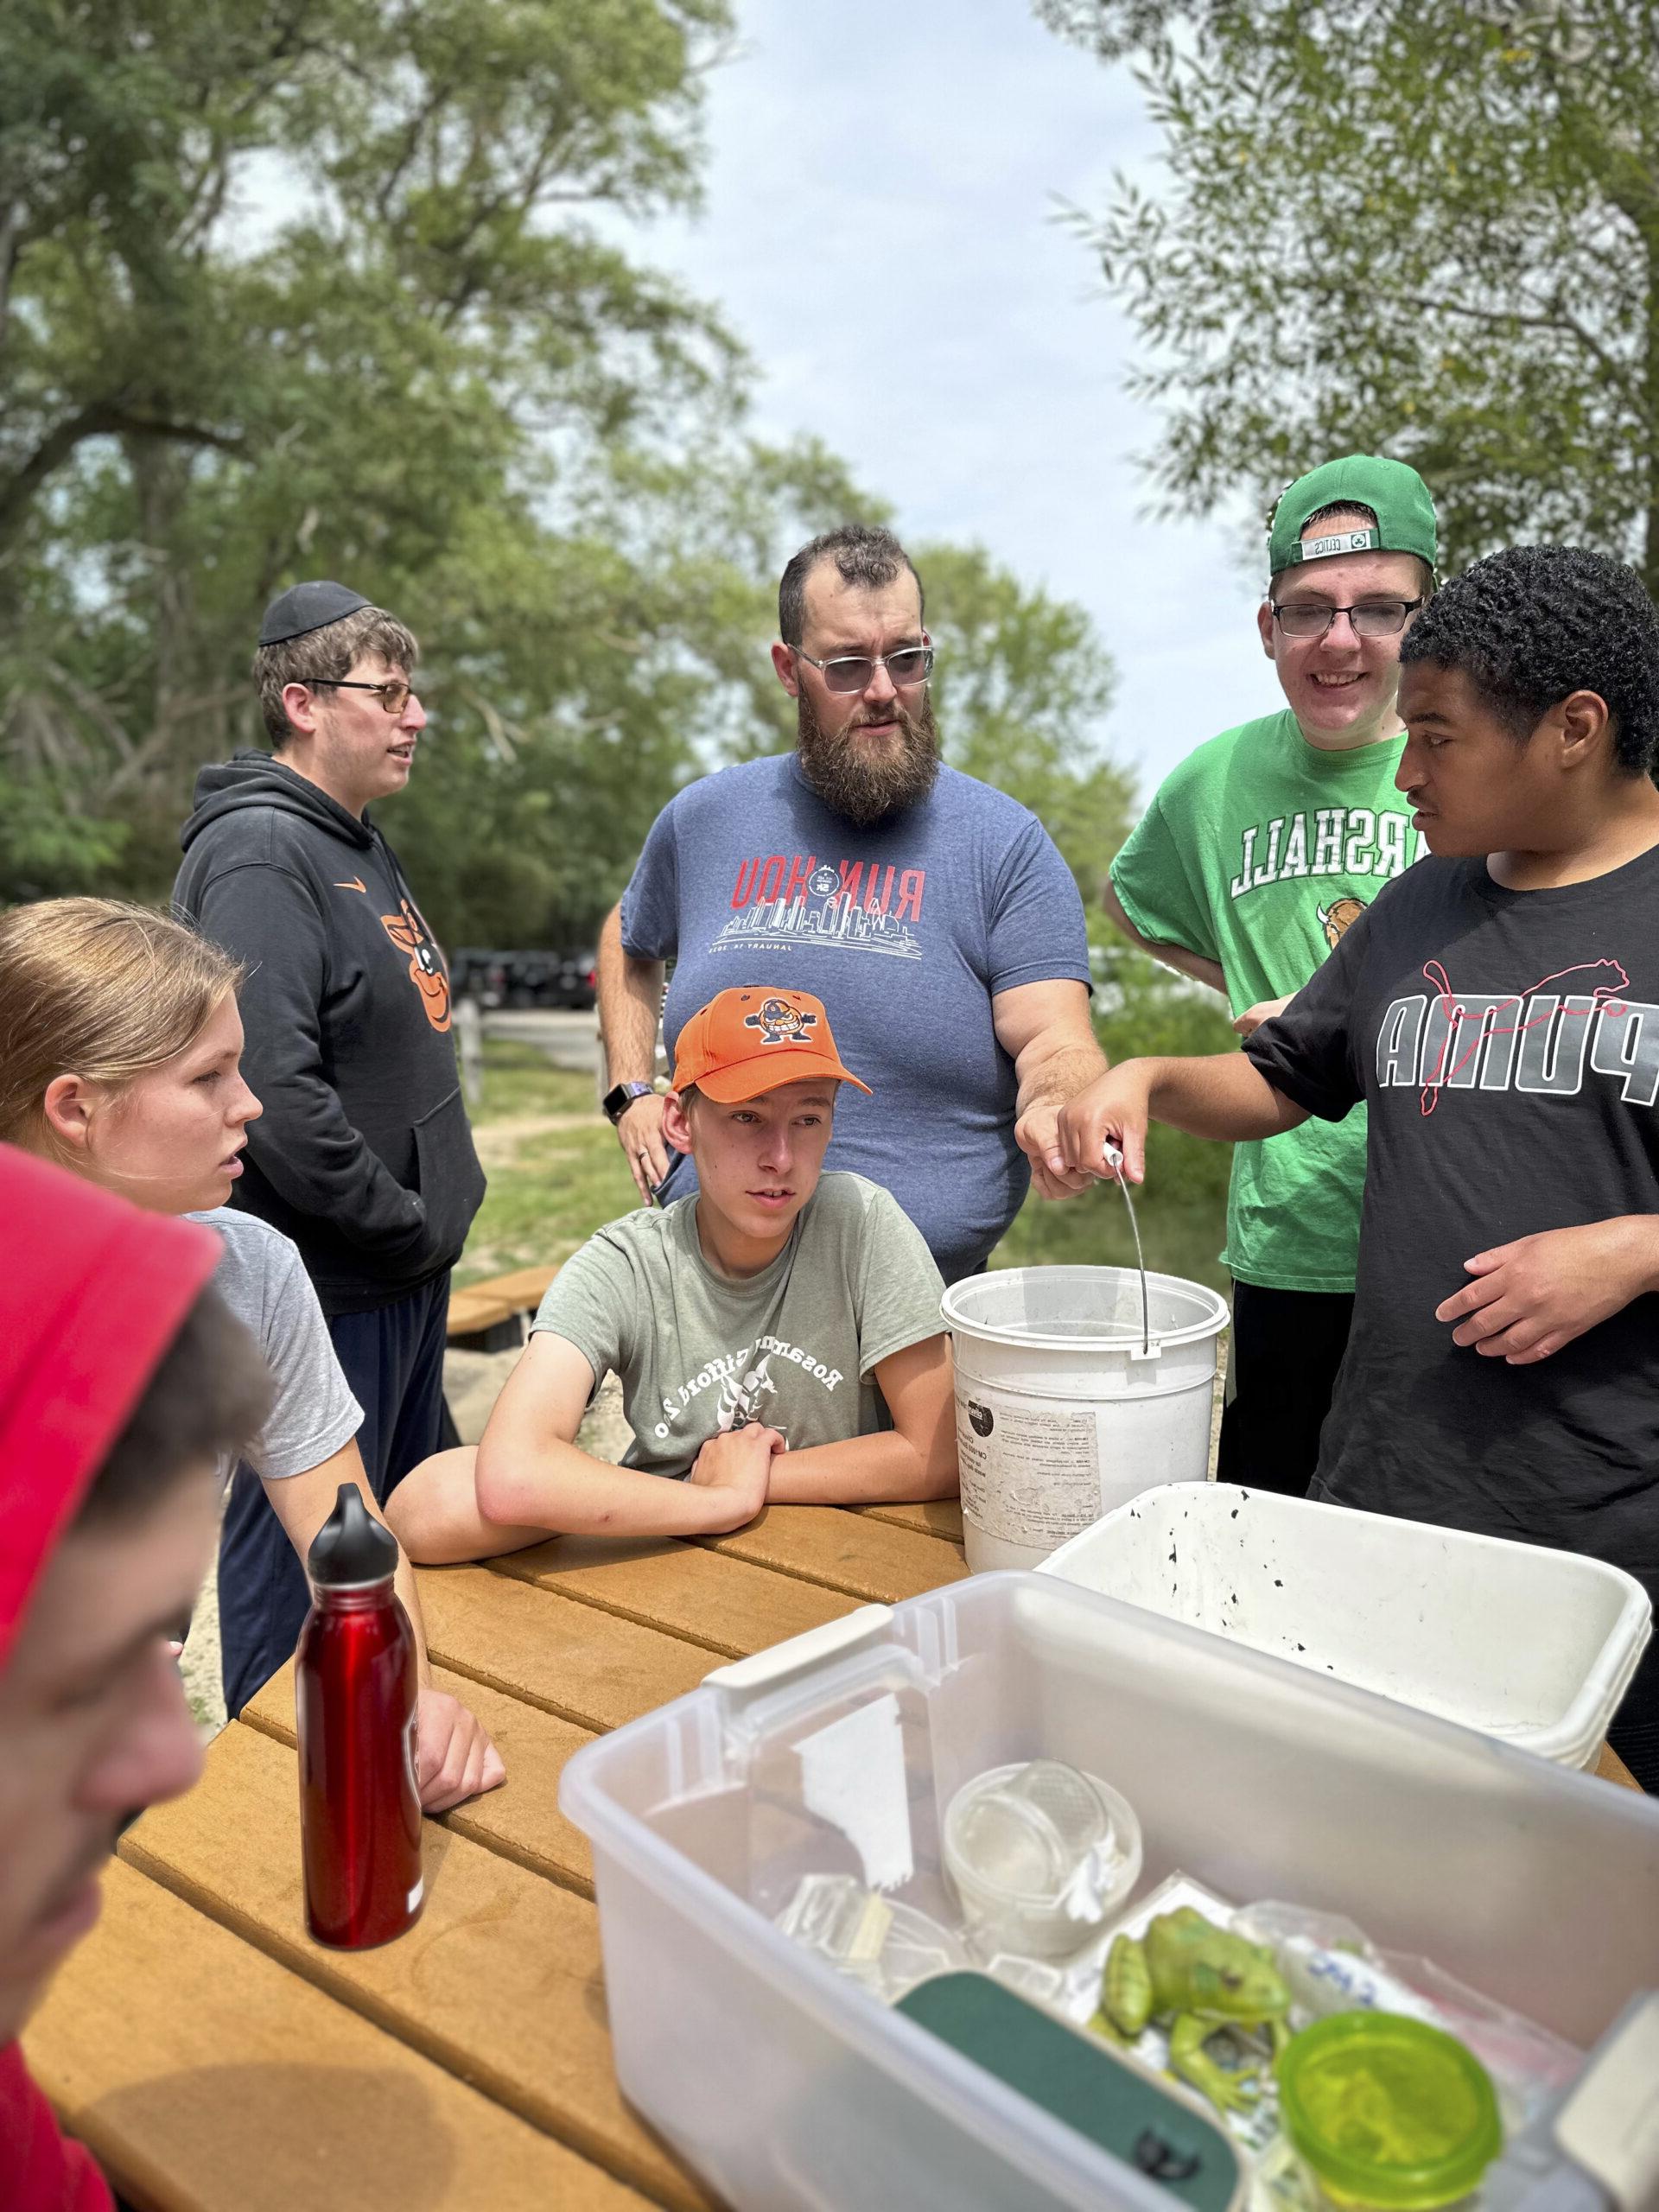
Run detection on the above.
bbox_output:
[920,542,1130,898]
[0,0,745,905]
[1039,1,1659,593]
[0,5,1129,947]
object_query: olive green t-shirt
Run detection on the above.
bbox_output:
[1110,709,1423,1293]
[531,1172,946,1476]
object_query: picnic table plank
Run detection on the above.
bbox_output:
[448,1264,559,1338]
[855,1497,965,1544]
[490,1531,849,1657]
[118,1723,715,2212]
[704,1503,967,1603]
[244,1657,598,1897]
[1595,1740,1640,1790]
[412,1565,713,1731]
[25,1861,652,2211]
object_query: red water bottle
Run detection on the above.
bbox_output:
[296,1483,423,1948]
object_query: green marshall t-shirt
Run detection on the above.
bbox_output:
[531,1172,946,1478]
[1110,709,1423,1292]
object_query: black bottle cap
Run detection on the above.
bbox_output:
[308,1483,399,1587]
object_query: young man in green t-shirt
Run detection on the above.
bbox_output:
[1106,454,1437,1493]
[385,985,957,1563]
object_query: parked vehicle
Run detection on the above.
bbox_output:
[551,950,598,1010]
[452,948,597,1011]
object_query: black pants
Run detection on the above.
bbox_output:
[216,1270,451,1717]
[1607,1582,1659,1792]
[1216,1280,1355,1497]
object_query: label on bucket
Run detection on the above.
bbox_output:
[955,1383,1103,1549]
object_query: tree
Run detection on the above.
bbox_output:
[0,6,1141,947]
[920,541,1130,897]
[0,0,741,894]
[1039,2,1659,594]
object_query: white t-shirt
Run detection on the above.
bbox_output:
[190,1208,362,1479]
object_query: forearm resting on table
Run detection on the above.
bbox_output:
[1101,883,1227,998]
[386,1436,748,1561]
[763,1427,956,1505]
[596,903,663,1084]
[765,1338,957,1505]
[1144,1053,1308,1142]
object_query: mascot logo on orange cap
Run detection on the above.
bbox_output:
[744,998,817,1046]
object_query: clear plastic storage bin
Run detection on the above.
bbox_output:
[559,1573,1659,2212]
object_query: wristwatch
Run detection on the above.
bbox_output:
[602,1080,657,1125]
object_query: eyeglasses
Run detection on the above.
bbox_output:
[791,643,935,693]
[296,677,416,714]
[1270,598,1424,639]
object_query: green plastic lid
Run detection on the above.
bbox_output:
[1276,2012,1503,2209]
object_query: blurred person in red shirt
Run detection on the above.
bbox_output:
[0,1147,270,2209]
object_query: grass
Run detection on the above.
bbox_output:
[458,1039,1231,1295]
[454,1045,640,1287]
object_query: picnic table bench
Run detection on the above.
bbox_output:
[446,1265,561,1352]
[25,1499,1638,2211]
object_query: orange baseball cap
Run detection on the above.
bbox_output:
[671,986,873,1103]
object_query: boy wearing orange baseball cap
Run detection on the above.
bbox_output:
[386,987,957,1560]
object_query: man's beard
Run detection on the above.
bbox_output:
[794,684,942,827]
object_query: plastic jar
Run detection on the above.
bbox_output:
[942,1760,1142,1958]
[1275,2012,1503,2211]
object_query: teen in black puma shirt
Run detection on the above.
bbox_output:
[1061,545,1659,1788]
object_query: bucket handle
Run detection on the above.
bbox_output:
[1103,1143,1155,1359]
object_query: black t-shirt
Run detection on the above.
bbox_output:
[1244,844,1659,1587]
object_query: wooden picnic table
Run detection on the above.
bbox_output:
[24,1498,1640,2211]
[24,1498,969,2211]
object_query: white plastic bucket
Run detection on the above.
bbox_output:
[1039,1482,1655,1768]
[941,1266,1230,1573]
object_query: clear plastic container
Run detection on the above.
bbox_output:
[774,1872,966,2002]
[943,1758,1141,1955]
[559,1574,1659,2212]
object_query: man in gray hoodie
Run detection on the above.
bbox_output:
[175,582,485,1681]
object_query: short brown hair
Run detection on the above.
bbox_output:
[79,1285,273,1527]
[0,899,242,1159]
[778,525,924,648]
[253,604,420,745]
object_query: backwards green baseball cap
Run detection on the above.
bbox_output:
[1268,454,1437,581]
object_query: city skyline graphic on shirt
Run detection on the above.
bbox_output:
[712,887,924,961]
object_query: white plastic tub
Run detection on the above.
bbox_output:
[1039,1482,1652,1769]
[559,1573,1659,2212]
[943,1266,1230,1573]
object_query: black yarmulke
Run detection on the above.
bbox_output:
[258,580,370,646]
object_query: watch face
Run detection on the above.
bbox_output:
[605,1083,650,1122]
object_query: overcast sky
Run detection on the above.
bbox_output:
[633,0,1283,801]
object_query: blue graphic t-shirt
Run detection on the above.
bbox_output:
[620,753,1091,1281]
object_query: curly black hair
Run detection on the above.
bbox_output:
[1399,544,1659,777]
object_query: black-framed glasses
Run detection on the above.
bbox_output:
[296,677,416,714]
[791,642,935,693]
[1270,598,1424,639]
